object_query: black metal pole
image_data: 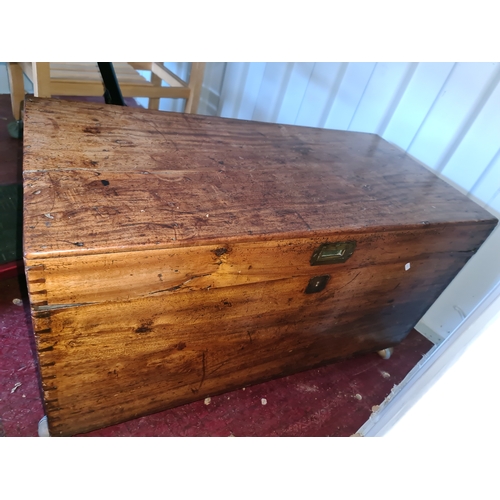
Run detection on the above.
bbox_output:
[97,62,126,106]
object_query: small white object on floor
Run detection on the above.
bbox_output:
[261,398,267,405]
[10,382,21,393]
[204,397,211,405]
[12,298,23,306]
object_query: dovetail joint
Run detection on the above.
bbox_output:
[35,328,52,334]
[26,264,45,271]
[33,300,49,308]
[33,311,51,318]
[29,278,46,284]
[38,346,54,352]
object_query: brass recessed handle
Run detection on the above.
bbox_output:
[310,241,356,266]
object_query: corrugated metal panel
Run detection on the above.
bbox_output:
[215,62,500,341]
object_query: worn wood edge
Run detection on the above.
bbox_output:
[23,223,488,319]
[22,96,380,132]
[22,220,498,261]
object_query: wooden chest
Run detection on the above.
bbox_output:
[23,97,497,436]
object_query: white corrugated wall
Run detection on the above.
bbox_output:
[210,62,500,343]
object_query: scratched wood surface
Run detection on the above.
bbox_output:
[23,97,495,258]
[22,98,498,436]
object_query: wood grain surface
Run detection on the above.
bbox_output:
[22,98,498,436]
[23,97,495,258]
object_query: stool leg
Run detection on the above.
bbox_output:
[7,63,25,138]
[184,62,206,114]
[7,62,25,121]
[148,72,161,110]
[32,62,51,98]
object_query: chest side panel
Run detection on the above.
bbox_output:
[25,223,494,436]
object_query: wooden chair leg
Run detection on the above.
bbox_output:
[32,62,51,98]
[148,72,161,110]
[184,62,206,114]
[7,62,25,121]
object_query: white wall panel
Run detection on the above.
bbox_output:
[440,69,500,192]
[294,62,345,128]
[199,62,226,116]
[0,62,9,93]
[252,63,295,123]
[490,189,500,215]
[275,63,315,125]
[217,62,248,118]
[382,63,455,149]
[471,150,500,211]
[236,62,268,120]
[348,62,414,133]
[323,62,376,130]
[407,63,499,171]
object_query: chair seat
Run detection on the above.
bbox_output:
[49,62,148,85]
[7,62,205,122]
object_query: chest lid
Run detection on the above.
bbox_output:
[22,97,497,259]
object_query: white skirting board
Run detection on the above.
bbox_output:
[414,322,445,346]
[356,279,500,437]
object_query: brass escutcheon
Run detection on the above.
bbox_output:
[310,241,356,266]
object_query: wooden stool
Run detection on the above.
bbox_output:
[7,62,206,122]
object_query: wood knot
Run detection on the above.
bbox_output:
[214,247,228,257]
[135,323,152,334]
[83,126,101,134]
